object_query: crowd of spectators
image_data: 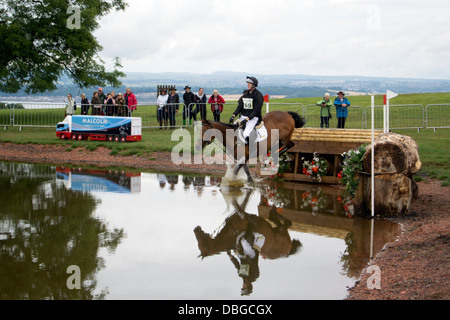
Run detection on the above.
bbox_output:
[156,86,226,129]
[66,84,351,130]
[65,87,137,117]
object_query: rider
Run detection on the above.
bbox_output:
[229,76,264,144]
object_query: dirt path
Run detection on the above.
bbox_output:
[0,142,448,300]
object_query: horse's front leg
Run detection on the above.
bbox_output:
[243,164,254,183]
[234,163,244,176]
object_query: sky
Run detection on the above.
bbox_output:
[94,0,450,79]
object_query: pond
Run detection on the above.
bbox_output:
[0,162,401,300]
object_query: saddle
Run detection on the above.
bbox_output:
[236,120,268,145]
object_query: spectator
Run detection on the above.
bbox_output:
[65,94,76,117]
[316,93,332,128]
[97,87,107,114]
[116,93,127,117]
[156,88,169,129]
[98,87,107,102]
[125,88,138,113]
[167,87,180,129]
[334,91,351,129]
[91,91,102,116]
[193,88,207,121]
[208,89,226,122]
[80,93,90,115]
[110,90,117,101]
[183,85,195,126]
[105,93,116,116]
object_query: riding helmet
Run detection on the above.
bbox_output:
[246,76,258,87]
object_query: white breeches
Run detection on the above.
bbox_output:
[235,116,258,138]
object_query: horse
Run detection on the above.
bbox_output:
[195,111,305,183]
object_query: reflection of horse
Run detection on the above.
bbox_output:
[194,188,302,260]
[195,111,305,182]
[194,187,302,296]
[194,208,301,260]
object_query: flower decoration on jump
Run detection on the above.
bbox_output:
[263,184,292,208]
[261,152,291,180]
[300,187,328,216]
[301,152,328,182]
[337,193,355,218]
[339,144,367,197]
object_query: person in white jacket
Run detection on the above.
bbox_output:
[65,94,76,117]
[156,89,169,129]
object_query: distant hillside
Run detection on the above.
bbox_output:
[1,71,449,103]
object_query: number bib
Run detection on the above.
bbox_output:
[242,98,253,110]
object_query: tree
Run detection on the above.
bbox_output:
[0,0,128,94]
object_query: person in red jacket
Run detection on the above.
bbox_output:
[125,88,138,115]
[208,90,226,122]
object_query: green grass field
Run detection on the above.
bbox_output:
[1,93,449,185]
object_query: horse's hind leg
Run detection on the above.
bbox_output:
[278,141,295,156]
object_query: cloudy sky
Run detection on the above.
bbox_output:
[95,0,450,79]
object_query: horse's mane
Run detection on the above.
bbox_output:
[216,121,236,128]
[204,121,236,129]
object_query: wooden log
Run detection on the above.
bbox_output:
[354,173,419,216]
[363,132,422,176]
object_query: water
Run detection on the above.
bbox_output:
[0,162,401,300]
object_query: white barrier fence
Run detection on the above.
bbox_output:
[304,105,366,129]
[425,104,450,130]
[365,104,426,131]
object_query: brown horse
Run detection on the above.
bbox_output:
[195,111,305,182]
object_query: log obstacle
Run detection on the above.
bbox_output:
[354,132,421,216]
[282,128,383,184]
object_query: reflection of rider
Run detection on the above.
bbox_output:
[230,77,264,144]
[227,214,265,296]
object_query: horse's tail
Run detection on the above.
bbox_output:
[287,111,306,128]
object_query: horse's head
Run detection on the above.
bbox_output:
[193,226,214,258]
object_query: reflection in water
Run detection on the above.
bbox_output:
[194,180,400,296]
[56,167,141,194]
[194,188,302,296]
[0,162,401,299]
[258,180,401,278]
[0,163,125,300]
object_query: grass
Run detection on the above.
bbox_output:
[0,126,195,159]
[400,129,450,186]
[1,93,449,185]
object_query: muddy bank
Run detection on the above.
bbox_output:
[0,142,448,300]
[0,142,234,176]
[346,179,449,300]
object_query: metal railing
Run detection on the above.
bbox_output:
[262,103,305,116]
[305,105,366,129]
[365,104,425,131]
[1,100,448,132]
[425,104,450,130]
